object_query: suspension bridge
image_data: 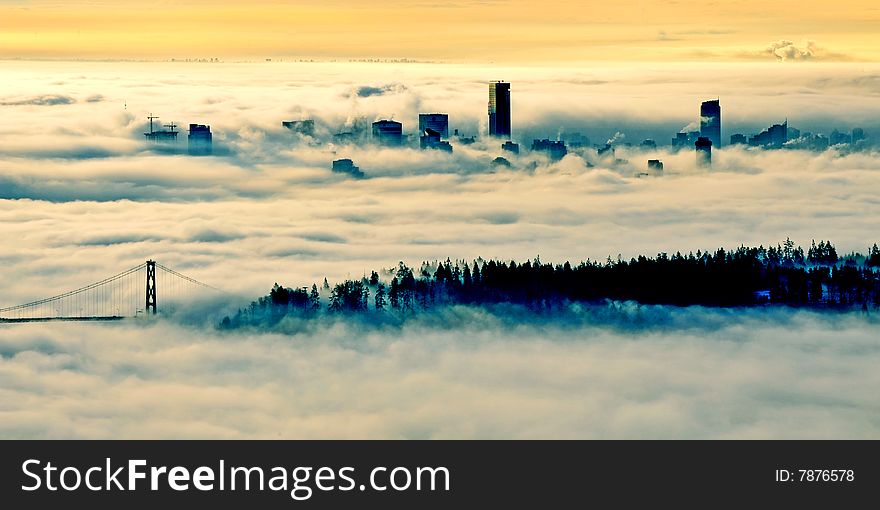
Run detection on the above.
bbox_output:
[0,261,222,323]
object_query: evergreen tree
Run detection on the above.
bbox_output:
[309,284,320,311]
[389,278,400,309]
[361,284,370,310]
[471,262,481,285]
[868,244,880,267]
[375,283,387,310]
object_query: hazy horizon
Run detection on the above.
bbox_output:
[1,1,878,62]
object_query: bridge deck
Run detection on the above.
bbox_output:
[0,316,126,323]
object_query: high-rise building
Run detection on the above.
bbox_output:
[282,119,315,136]
[830,129,852,146]
[420,128,452,152]
[695,137,712,167]
[187,124,212,155]
[749,121,788,148]
[648,159,664,171]
[418,114,449,139]
[729,133,748,145]
[502,140,520,154]
[813,134,830,151]
[332,158,365,178]
[700,99,721,148]
[598,144,614,156]
[563,132,589,148]
[372,119,403,146]
[672,132,689,148]
[852,128,866,144]
[488,81,511,138]
[531,139,567,161]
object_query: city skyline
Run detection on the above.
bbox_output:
[0,1,877,62]
[139,81,871,159]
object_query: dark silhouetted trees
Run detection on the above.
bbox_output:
[222,240,880,328]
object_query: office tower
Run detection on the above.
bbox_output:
[371,119,403,146]
[187,124,212,155]
[418,114,449,139]
[531,139,567,161]
[729,133,748,145]
[488,81,511,137]
[332,158,365,178]
[852,128,866,144]
[454,128,476,145]
[830,129,852,146]
[282,119,315,136]
[502,140,520,154]
[749,121,788,148]
[695,137,712,166]
[420,128,452,152]
[700,99,721,148]
[648,159,664,171]
[564,132,589,148]
[672,132,689,148]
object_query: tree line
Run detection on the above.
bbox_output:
[221,240,880,327]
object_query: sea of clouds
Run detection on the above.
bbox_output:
[1,60,879,438]
[2,307,879,438]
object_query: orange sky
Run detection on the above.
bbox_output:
[0,1,878,62]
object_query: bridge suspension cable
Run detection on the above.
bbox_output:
[156,263,225,293]
[0,260,222,322]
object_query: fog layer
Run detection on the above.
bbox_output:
[1,307,878,439]
[2,61,879,439]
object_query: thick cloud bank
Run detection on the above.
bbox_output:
[1,307,878,438]
[2,61,880,438]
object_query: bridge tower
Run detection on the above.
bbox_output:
[146,260,157,315]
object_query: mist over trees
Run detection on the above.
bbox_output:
[221,240,880,328]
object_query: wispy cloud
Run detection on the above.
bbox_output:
[747,40,853,62]
[0,94,75,106]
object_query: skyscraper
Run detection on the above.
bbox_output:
[420,128,452,152]
[282,119,315,136]
[187,124,212,155]
[852,128,865,144]
[488,81,511,138]
[418,114,449,139]
[371,119,403,146]
[700,99,721,148]
[730,133,748,145]
[531,139,567,161]
[749,121,788,148]
[695,136,712,167]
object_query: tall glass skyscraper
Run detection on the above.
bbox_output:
[488,81,511,138]
[700,99,721,148]
[419,113,449,139]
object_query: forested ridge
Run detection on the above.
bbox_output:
[222,240,880,327]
